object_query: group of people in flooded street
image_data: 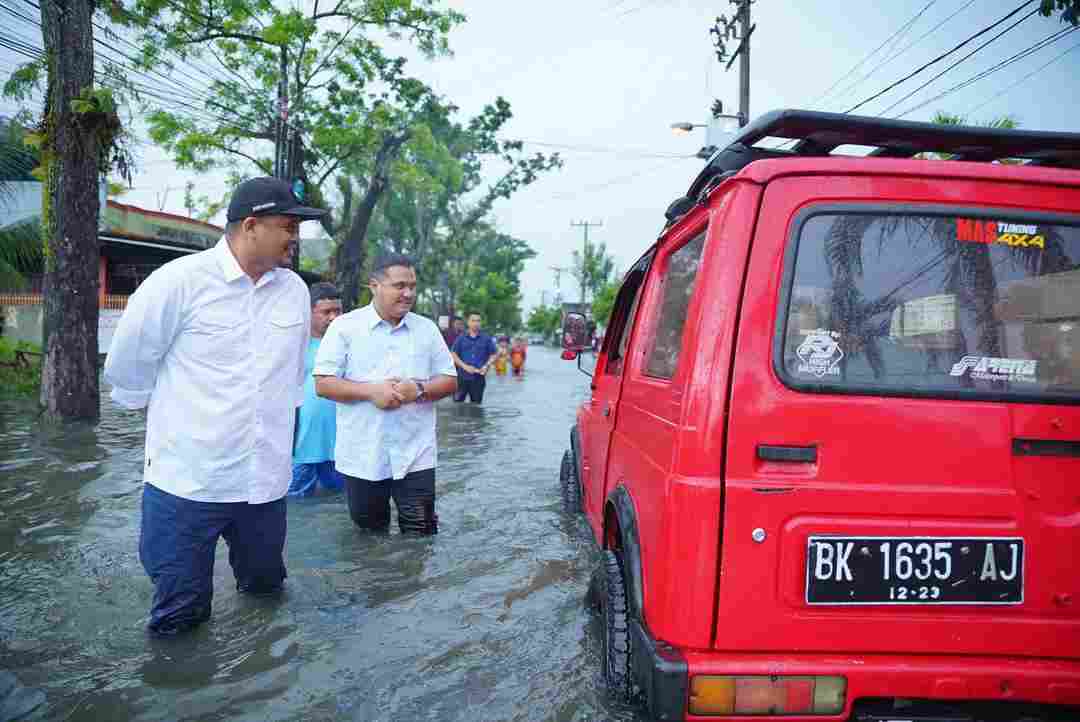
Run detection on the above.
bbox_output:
[103,177,525,636]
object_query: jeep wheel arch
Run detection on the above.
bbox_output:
[604,485,645,622]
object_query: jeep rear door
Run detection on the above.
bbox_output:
[718,171,1080,662]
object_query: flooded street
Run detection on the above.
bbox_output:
[0,347,641,722]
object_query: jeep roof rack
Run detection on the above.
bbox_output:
[673,109,1080,221]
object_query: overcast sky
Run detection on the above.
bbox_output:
[6,1,1077,313]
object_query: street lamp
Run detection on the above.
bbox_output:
[670,113,745,159]
[670,121,705,135]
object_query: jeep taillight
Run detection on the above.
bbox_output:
[688,675,846,716]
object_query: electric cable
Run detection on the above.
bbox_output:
[827,0,977,109]
[844,0,1037,114]
[808,0,938,109]
[892,25,1078,118]
[874,7,1039,116]
[967,35,1080,116]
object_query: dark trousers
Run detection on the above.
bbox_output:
[453,374,486,404]
[343,468,438,535]
[139,483,287,636]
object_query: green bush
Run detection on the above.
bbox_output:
[0,336,42,397]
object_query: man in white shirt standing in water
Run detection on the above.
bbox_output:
[104,176,325,636]
[314,254,458,535]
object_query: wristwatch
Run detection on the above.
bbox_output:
[415,380,428,403]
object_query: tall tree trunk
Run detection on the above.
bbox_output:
[337,131,408,310]
[39,0,101,421]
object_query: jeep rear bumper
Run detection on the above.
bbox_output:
[630,620,1080,721]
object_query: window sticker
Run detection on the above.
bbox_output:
[795,328,844,378]
[949,356,1038,384]
[956,218,1045,249]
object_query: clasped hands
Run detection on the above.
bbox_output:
[460,363,488,375]
[370,377,421,410]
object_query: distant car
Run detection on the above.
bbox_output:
[560,109,1080,721]
[527,335,546,345]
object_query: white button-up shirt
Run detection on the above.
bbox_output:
[313,304,456,481]
[104,238,310,504]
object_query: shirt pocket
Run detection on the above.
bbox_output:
[265,311,305,376]
[187,311,245,366]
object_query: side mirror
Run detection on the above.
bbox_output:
[562,311,589,352]
[561,349,578,361]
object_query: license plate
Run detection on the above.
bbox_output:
[805,536,1023,605]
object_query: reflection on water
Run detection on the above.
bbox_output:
[0,348,643,721]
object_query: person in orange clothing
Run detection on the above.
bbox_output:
[510,336,527,376]
[493,335,510,375]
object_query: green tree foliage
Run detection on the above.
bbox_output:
[457,270,522,333]
[114,0,464,212]
[571,236,616,304]
[0,120,43,290]
[1040,0,1080,24]
[0,338,42,397]
[526,304,562,342]
[355,96,558,317]
[592,279,620,327]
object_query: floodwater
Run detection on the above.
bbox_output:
[0,347,643,722]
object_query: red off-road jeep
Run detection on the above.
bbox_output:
[560,110,1080,722]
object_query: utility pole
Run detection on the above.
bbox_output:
[549,265,569,306]
[570,220,602,304]
[737,0,751,126]
[273,47,288,179]
[710,0,755,126]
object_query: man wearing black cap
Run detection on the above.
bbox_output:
[105,177,326,636]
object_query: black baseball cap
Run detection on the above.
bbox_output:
[226,176,326,222]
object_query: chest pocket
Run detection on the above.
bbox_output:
[187,310,245,365]
[264,311,304,374]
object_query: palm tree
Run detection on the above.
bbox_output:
[0,118,42,290]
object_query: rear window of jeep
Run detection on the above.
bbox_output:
[779,210,1080,401]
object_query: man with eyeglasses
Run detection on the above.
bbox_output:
[314,253,458,535]
[105,176,325,636]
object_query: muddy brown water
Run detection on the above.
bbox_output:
[0,347,645,721]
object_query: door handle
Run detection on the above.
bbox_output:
[1013,438,1080,457]
[757,444,817,463]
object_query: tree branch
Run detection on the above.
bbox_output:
[199,140,272,173]
[315,148,353,188]
[303,19,362,86]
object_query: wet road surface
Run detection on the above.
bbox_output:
[0,347,645,721]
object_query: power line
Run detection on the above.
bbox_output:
[808,0,938,109]
[827,0,978,110]
[516,139,693,159]
[845,0,1037,114]
[893,25,1079,118]
[875,7,1039,117]
[967,35,1080,116]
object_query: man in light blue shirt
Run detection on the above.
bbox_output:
[313,254,458,535]
[289,282,344,496]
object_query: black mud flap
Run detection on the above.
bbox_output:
[629,619,688,721]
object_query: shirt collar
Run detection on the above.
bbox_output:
[364,304,410,332]
[215,237,279,286]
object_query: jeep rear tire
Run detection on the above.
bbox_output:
[599,549,633,700]
[560,449,581,511]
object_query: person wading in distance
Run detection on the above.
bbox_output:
[313,254,458,535]
[450,312,497,404]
